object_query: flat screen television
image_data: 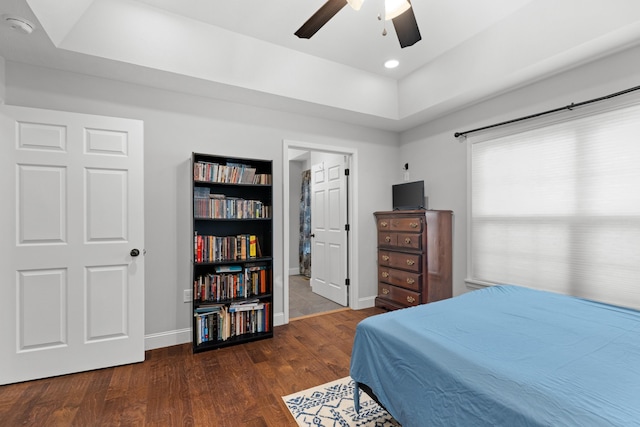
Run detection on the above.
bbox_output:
[392,180,425,210]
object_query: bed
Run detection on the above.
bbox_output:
[350,285,640,426]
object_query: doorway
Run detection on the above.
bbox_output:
[283,141,358,324]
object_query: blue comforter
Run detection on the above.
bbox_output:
[350,285,640,426]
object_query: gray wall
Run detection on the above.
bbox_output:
[4,42,637,349]
[3,61,400,348]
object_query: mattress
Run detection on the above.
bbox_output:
[350,285,640,426]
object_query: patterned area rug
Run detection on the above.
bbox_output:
[282,376,400,427]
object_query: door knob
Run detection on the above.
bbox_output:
[130,249,140,257]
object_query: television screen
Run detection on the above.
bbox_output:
[392,180,425,210]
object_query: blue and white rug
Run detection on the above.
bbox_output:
[282,376,400,427]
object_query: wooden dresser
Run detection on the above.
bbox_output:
[374,209,453,310]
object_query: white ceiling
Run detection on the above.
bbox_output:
[133,0,536,79]
[1,0,640,131]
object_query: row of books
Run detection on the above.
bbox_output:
[194,301,271,344]
[194,233,262,263]
[194,194,271,219]
[253,173,272,185]
[194,265,270,302]
[194,161,272,185]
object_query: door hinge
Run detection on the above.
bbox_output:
[345,224,350,231]
[345,278,350,287]
[345,168,350,176]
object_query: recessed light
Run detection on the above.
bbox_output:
[384,59,399,69]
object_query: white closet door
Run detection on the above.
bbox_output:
[0,105,145,385]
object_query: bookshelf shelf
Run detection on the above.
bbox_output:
[191,152,273,352]
[194,180,272,187]
[194,218,271,222]
[194,257,274,266]
[193,293,273,307]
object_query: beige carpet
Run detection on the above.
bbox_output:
[289,275,344,319]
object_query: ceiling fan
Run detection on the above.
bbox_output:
[295,0,421,48]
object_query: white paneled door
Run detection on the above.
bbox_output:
[310,159,348,306]
[0,105,144,385]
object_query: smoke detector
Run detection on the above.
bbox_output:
[2,14,35,35]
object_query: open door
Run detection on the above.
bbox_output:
[310,156,348,306]
[0,105,145,385]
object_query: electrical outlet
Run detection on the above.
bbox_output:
[183,289,192,303]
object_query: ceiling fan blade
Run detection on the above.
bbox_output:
[392,3,422,48]
[295,0,348,39]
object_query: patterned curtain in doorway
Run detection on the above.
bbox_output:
[299,170,311,277]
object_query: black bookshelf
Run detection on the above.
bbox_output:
[191,152,273,352]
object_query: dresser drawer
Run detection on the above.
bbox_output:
[391,217,423,232]
[378,283,421,307]
[378,250,422,273]
[377,232,397,247]
[377,216,424,233]
[378,266,421,292]
[378,232,422,250]
[376,217,393,231]
[396,232,421,250]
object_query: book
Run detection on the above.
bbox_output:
[194,187,210,198]
[229,300,263,312]
[214,265,242,273]
[195,303,223,314]
[242,167,256,184]
[194,234,262,262]
[249,235,257,258]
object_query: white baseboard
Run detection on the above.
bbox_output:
[144,328,191,351]
[465,279,493,291]
[273,311,285,327]
[354,296,376,310]
[288,268,299,276]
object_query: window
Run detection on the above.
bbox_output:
[469,99,640,310]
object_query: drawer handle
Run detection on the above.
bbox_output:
[404,237,411,244]
[407,296,416,303]
[382,255,390,261]
[380,221,388,228]
[382,288,390,295]
[382,271,390,278]
[406,277,415,285]
[406,259,415,266]
[385,236,391,242]
[410,222,419,228]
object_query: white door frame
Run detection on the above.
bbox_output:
[281,140,358,325]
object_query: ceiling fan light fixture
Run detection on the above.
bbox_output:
[385,0,411,20]
[347,0,365,11]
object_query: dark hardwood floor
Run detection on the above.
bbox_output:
[0,307,384,427]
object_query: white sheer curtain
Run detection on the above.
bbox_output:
[469,99,640,310]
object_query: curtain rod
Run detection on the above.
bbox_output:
[454,84,640,139]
